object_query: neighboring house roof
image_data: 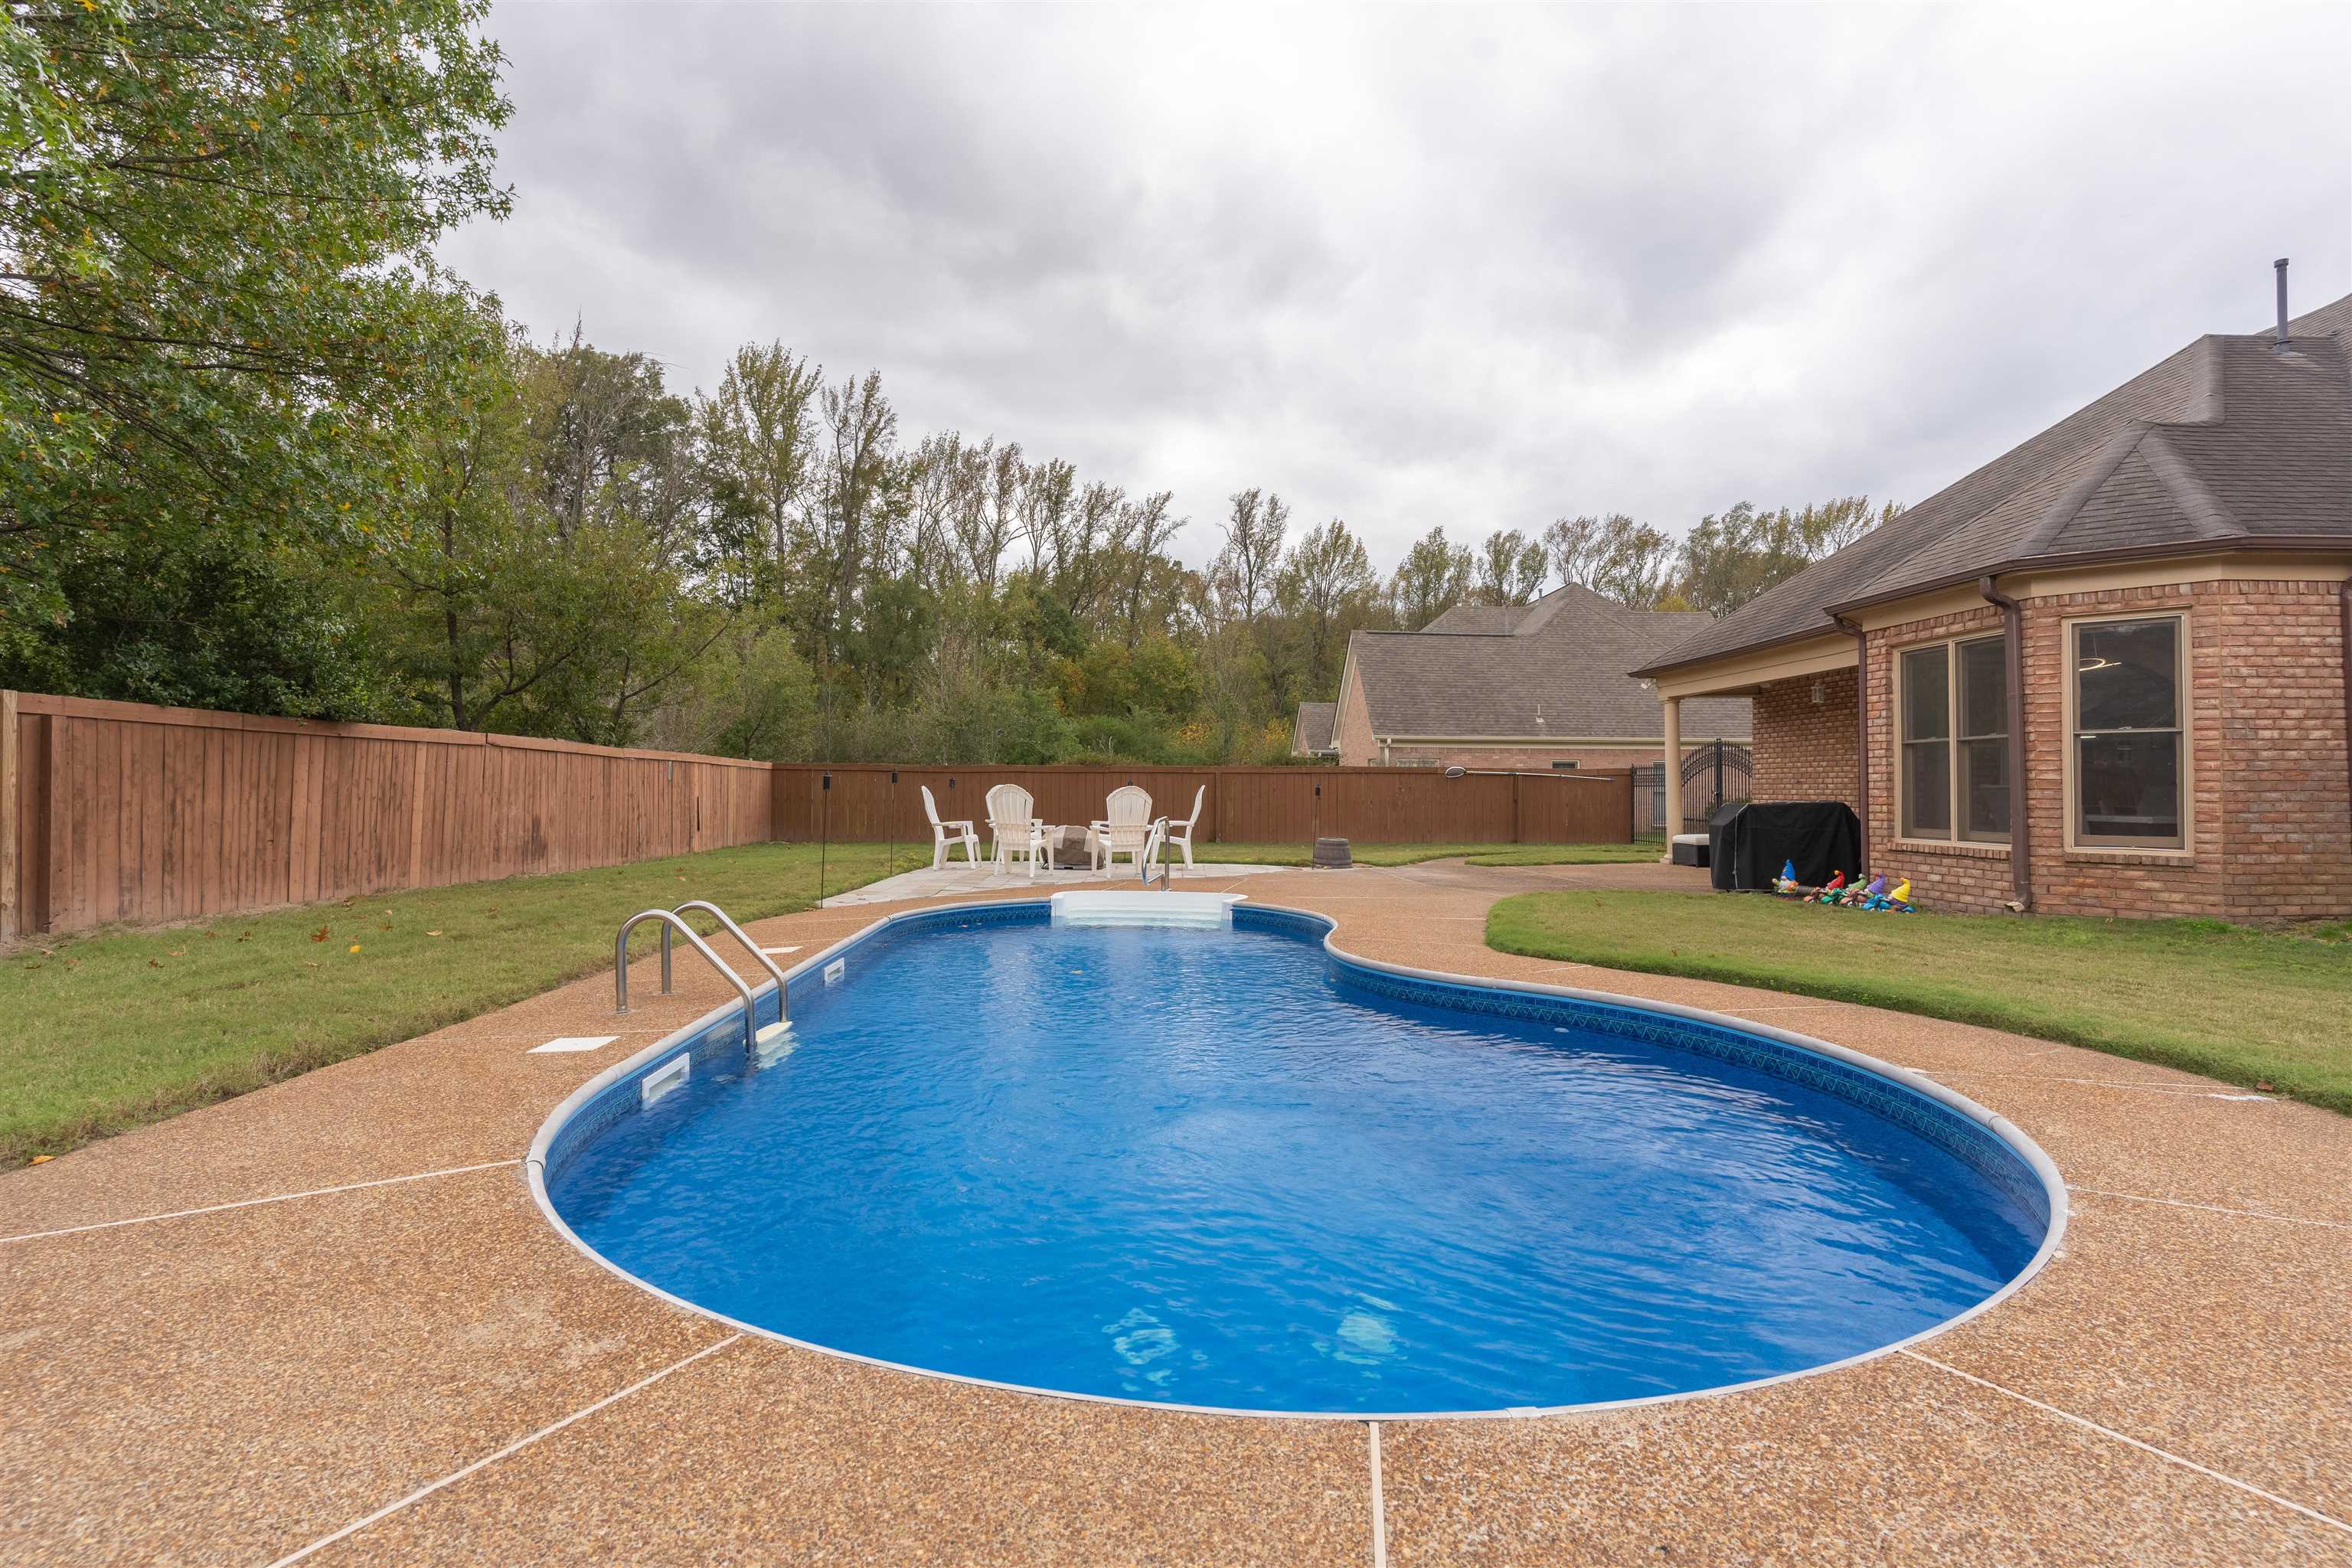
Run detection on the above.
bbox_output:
[1292,701,1338,754]
[1420,603,1532,634]
[1345,583,1752,739]
[1636,289,2352,678]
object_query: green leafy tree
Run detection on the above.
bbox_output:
[1388,525,1474,629]
[1677,496,1902,617]
[1274,517,1382,699]
[1474,528,1549,606]
[0,0,511,707]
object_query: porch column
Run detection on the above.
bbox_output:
[1660,696,1683,855]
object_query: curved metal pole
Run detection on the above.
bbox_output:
[670,900,790,1024]
[614,909,759,1054]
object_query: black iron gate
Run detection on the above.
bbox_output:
[1632,741,1753,835]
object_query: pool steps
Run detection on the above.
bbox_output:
[1048,890,1243,928]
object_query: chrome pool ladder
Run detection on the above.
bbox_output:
[612,898,791,1053]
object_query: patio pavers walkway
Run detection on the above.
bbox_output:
[5,864,2348,1566]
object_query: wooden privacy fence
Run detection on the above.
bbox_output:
[1,691,774,942]
[771,764,1633,851]
[0,690,1633,942]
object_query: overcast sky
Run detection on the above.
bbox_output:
[443,2,2352,573]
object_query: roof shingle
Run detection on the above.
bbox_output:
[1348,584,1751,739]
[1637,291,2352,677]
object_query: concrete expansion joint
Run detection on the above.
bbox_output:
[260,1332,747,1568]
[1899,1349,2352,1540]
[2069,1185,2352,1231]
[0,1158,522,1246]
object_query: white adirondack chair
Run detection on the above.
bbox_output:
[1161,784,1206,867]
[1091,784,1162,875]
[985,783,1050,880]
[920,785,979,870]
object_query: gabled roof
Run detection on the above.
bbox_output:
[1420,603,1531,634]
[1348,583,1752,739]
[1292,701,1338,754]
[1636,289,2352,678]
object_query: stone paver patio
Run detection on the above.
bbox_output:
[5,861,2349,1566]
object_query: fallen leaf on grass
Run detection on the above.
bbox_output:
[348,943,361,954]
[147,959,163,968]
[168,949,185,956]
[426,930,443,936]
[311,926,329,942]
[28,1155,53,1165]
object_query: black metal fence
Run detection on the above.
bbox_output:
[1631,741,1753,835]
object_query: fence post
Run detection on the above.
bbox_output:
[0,690,16,945]
[1511,773,1523,843]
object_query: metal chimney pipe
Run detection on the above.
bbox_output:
[2276,256,2290,344]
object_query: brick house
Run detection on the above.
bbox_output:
[1632,284,2352,920]
[1330,583,1750,771]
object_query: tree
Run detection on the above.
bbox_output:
[1210,486,1289,627]
[805,368,900,671]
[1677,496,1902,617]
[1,0,511,707]
[356,315,734,743]
[1389,526,1474,629]
[1543,515,1606,590]
[1276,518,1380,697]
[1474,528,1549,605]
[701,341,822,562]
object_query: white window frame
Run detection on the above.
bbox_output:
[1894,631,2011,846]
[2064,610,2191,854]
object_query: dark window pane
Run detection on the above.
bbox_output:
[1902,740,1951,837]
[1959,637,2007,739]
[1903,645,1949,740]
[1962,737,2008,839]
[2076,619,2178,730]
[2077,732,2181,843]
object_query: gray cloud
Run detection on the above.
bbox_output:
[446,2,2350,570]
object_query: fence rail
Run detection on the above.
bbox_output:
[2,690,1634,942]
[771,763,1633,850]
[2,691,773,942]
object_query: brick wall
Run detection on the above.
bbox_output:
[1851,578,2349,920]
[1750,668,1859,806]
[1332,665,1379,766]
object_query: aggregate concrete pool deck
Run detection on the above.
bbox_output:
[6,861,2350,1566]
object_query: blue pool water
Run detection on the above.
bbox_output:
[547,912,2047,1415]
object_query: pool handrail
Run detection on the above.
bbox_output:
[665,900,791,1021]
[613,908,760,1051]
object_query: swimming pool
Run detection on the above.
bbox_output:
[531,901,2061,1418]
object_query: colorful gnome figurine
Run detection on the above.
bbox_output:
[1773,859,1800,897]
[1853,873,1887,908]
[1884,877,1916,912]
[1808,871,1847,904]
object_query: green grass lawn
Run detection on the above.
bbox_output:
[1488,890,2352,1114]
[1,841,923,1165]
[1195,841,1659,867]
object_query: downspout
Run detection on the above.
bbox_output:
[2341,576,2352,838]
[1829,614,1870,868]
[1980,576,2034,911]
